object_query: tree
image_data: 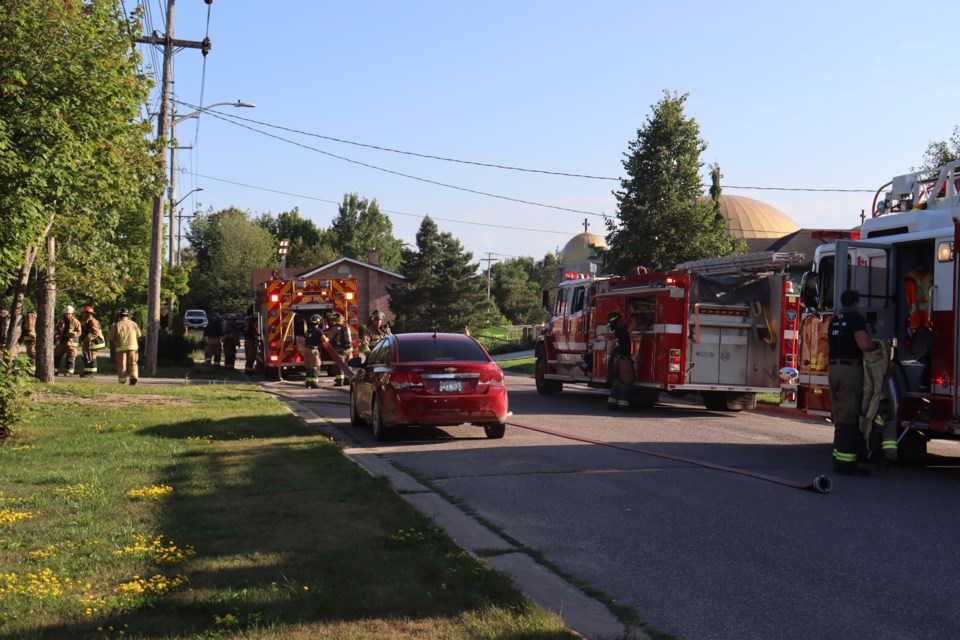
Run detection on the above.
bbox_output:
[187,208,276,313]
[920,125,960,170]
[604,91,741,275]
[328,194,404,272]
[0,1,156,366]
[388,217,501,333]
[490,253,559,324]
[256,207,335,268]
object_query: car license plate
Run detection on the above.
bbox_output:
[439,380,462,392]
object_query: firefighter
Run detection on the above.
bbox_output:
[361,309,391,355]
[303,314,326,389]
[606,311,635,411]
[827,289,877,476]
[22,309,37,366]
[222,313,242,370]
[243,313,259,374]
[903,264,933,391]
[324,311,352,386]
[78,306,104,378]
[203,313,224,369]
[109,307,141,385]
[54,305,82,376]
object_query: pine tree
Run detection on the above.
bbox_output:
[605,91,741,274]
[388,217,500,332]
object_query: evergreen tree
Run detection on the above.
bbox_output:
[328,194,404,272]
[605,91,740,274]
[388,217,500,332]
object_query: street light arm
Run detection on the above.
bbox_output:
[172,100,256,126]
[173,187,203,209]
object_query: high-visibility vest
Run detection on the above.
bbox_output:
[904,268,933,330]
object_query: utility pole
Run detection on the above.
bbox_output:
[480,252,499,299]
[135,0,210,376]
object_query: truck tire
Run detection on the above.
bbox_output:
[898,428,928,466]
[702,391,727,411]
[535,353,562,395]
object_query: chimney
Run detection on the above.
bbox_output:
[367,249,379,265]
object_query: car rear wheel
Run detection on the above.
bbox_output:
[349,384,365,426]
[483,422,506,439]
[371,395,389,442]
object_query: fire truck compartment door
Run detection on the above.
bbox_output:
[688,326,748,385]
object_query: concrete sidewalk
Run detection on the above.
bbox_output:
[276,386,638,640]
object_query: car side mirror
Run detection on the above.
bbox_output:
[541,289,552,315]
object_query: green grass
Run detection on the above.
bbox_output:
[0,383,579,639]
[496,355,535,376]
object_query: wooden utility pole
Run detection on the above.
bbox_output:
[481,252,499,299]
[135,0,209,376]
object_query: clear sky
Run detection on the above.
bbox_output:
[135,0,959,267]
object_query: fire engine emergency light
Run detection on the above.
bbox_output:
[270,294,279,302]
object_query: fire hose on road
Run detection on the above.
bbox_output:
[506,420,833,494]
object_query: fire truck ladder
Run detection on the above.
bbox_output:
[676,251,807,276]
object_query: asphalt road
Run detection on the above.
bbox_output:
[289,373,960,640]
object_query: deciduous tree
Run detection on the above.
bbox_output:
[329,194,404,272]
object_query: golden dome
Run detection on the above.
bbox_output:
[705,194,800,239]
[560,232,607,263]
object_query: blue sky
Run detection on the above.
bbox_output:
[137,1,959,266]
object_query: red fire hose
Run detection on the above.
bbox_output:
[506,420,833,494]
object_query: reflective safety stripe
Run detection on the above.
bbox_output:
[882,440,898,450]
[607,397,617,405]
[833,449,858,462]
[617,400,630,407]
[873,415,885,426]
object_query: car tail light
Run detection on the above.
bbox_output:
[668,349,681,372]
[479,367,505,387]
[390,371,423,390]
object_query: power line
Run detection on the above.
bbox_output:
[193,106,877,194]
[191,172,577,236]
[189,106,607,217]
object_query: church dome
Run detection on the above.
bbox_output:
[706,195,800,239]
[560,231,607,263]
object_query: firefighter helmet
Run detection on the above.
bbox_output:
[309,314,322,325]
[607,311,621,326]
[227,313,236,322]
[370,309,386,322]
[117,307,129,318]
[327,312,344,324]
[64,305,75,314]
[82,305,95,315]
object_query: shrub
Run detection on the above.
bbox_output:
[155,331,203,366]
[0,352,36,443]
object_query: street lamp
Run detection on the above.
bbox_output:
[168,101,255,267]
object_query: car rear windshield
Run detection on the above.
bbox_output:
[398,338,489,363]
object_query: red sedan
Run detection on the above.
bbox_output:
[349,332,509,441]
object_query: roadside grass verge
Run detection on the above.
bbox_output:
[0,383,577,639]
[496,356,535,376]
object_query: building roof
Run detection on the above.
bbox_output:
[560,232,607,263]
[300,257,404,280]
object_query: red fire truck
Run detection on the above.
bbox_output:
[253,276,360,380]
[797,160,960,462]
[535,252,803,410]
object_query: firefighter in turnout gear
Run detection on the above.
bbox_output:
[22,309,37,366]
[109,307,141,385]
[827,290,877,476]
[361,309,391,355]
[303,314,325,389]
[903,265,933,391]
[243,312,259,374]
[78,306,104,377]
[222,314,242,370]
[325,311,352,386]
[606,311,635,411]
[203,313,224,368]
[54,305,82,376]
